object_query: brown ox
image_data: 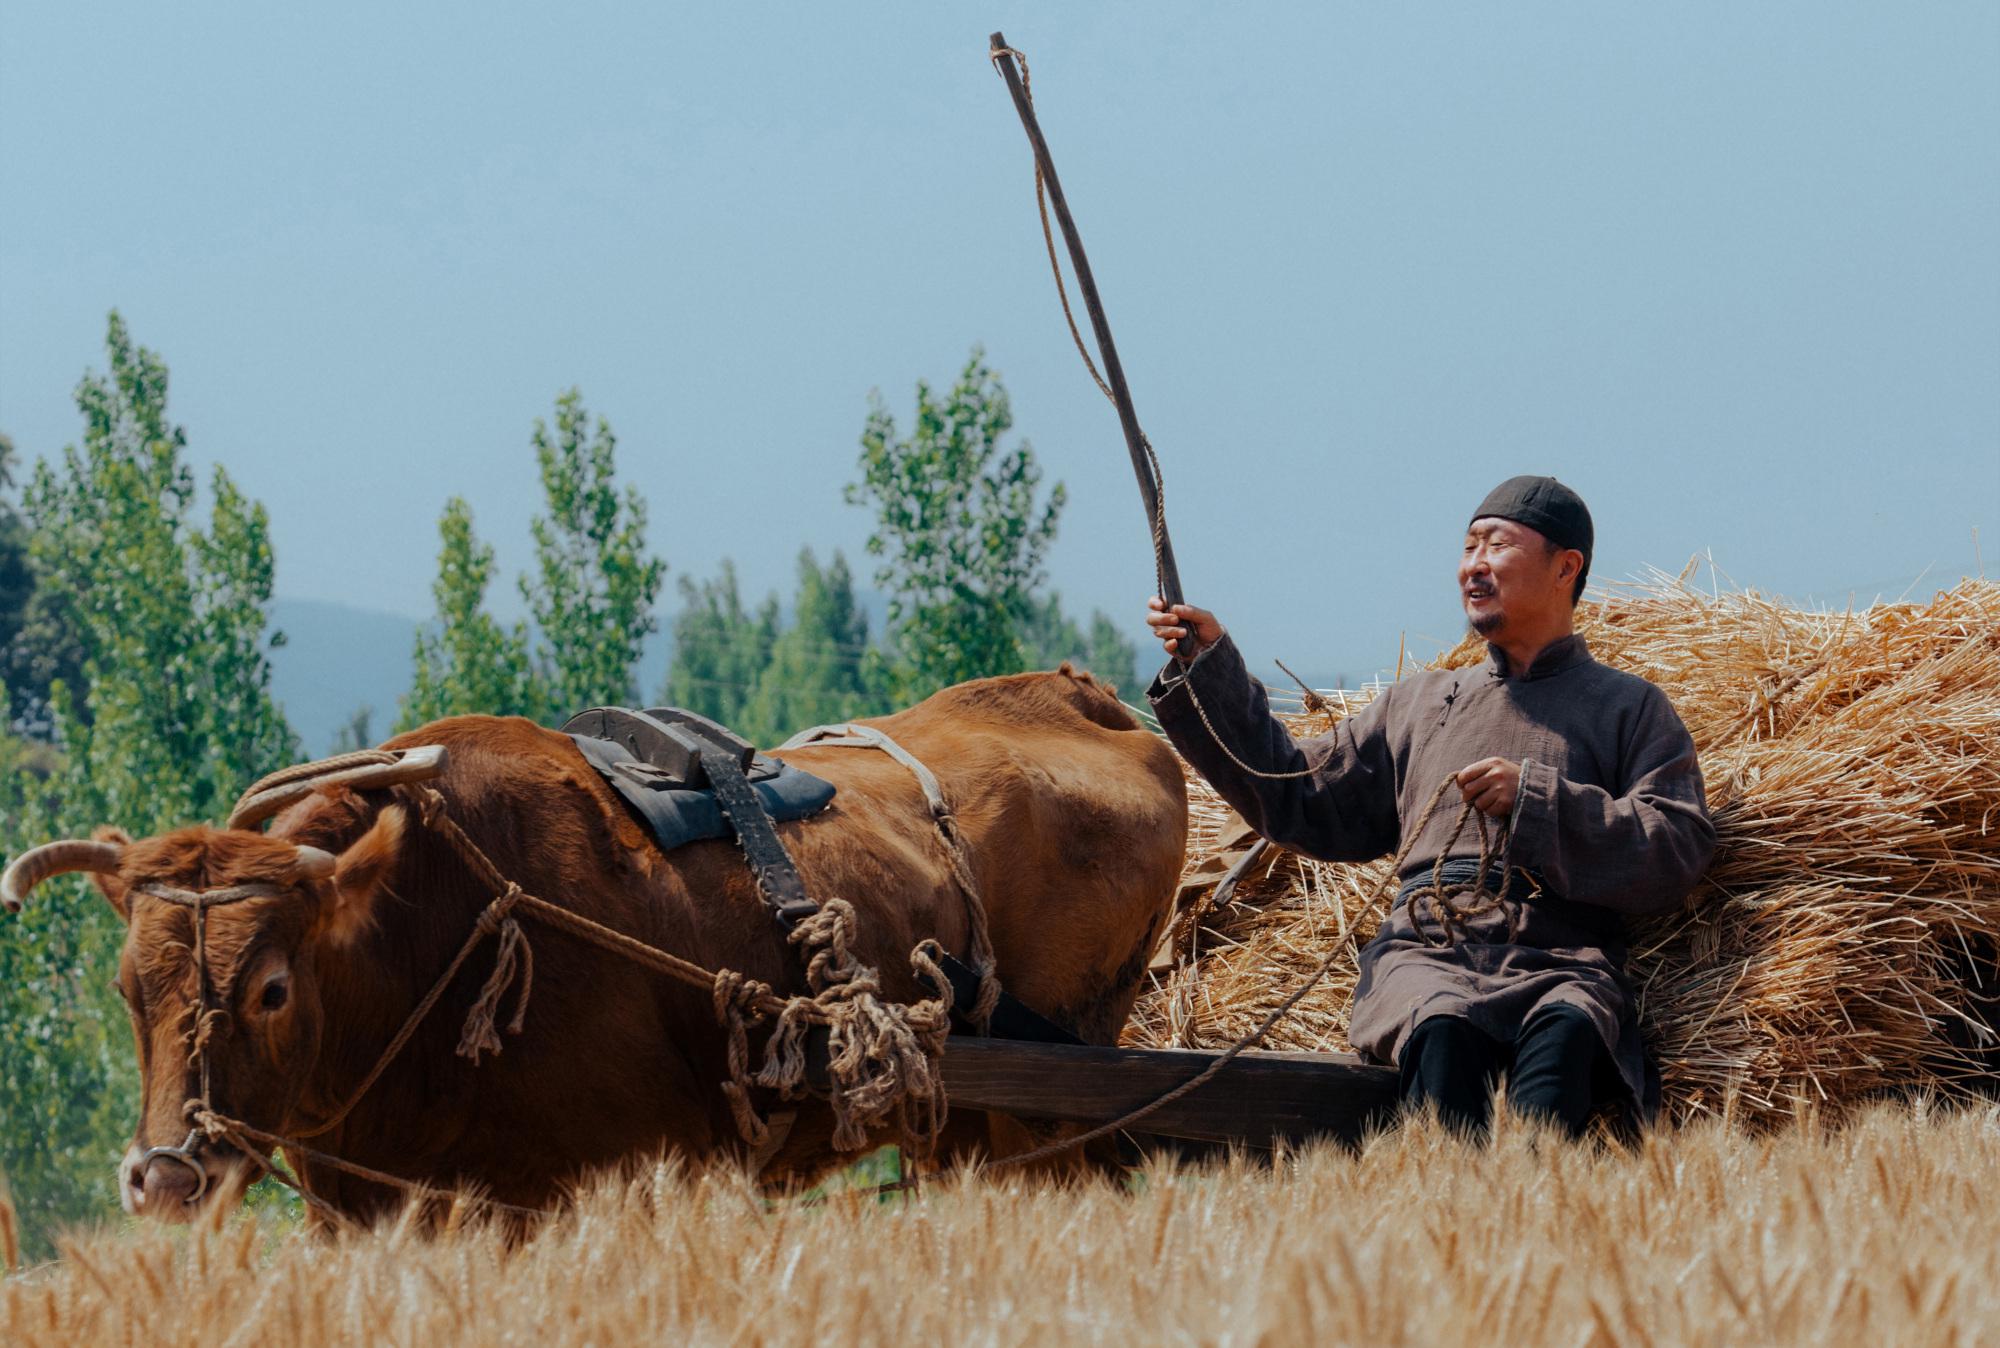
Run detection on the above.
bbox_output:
[3,667,1185,1222]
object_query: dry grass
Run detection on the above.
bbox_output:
[1129,574,2000,1126]
[5,1104,1998,1345]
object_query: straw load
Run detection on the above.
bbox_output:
[1125,572,2000,1125]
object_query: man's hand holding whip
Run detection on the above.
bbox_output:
[1145,596,1222,664]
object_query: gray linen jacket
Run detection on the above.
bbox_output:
[1148,632,1716,1118]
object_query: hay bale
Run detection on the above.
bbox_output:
[1125,574,2000,1125]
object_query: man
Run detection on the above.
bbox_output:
[1144,475,1715,1137]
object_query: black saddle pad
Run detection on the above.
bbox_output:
[568,732,837,855]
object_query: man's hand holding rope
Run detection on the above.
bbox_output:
[1455,757,1521,820]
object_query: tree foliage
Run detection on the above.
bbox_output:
[399,497,535,730]
[846,349,1065,698]
[738,549,892,744]
[1021,593,1142,697]
[658,561,778,730]
[24,312,297,827]
[522,390,666,721]
[400,390,663,732]
[0,313,297,1252]
[0,433,33,706]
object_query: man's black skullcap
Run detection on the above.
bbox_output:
[1470,475,1594,564]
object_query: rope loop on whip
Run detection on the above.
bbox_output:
[992,38,1171,607]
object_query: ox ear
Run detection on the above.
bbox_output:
[88,826,135,921]
[316,805,407,948]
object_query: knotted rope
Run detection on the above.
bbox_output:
[457,883,533,1062]
[779,723,1004,1031]
[1405,797,1534,947]
[705,901,952,1156]
[143,763,963,1221]
[403,784,955,1157]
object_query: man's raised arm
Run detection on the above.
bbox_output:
[1143,598,1397,864]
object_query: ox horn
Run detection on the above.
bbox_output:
[293,845,337,880]
[1,839,126,913]
[228,745,450,831]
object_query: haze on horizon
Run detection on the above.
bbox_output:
[3,3,1994,686]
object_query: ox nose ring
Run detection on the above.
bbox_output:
[139,1133,211,1204]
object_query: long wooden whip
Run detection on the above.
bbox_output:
[989,32,1184,610]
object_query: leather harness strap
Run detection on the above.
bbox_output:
[700,748,821,932]
[778,722,1082,1047]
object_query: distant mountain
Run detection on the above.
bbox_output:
[268,599,418,755]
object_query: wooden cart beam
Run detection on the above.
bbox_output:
[941,1037,1400,1150]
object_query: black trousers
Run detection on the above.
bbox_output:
[1397,1006,1613,1139]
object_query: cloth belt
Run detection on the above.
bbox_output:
[1396,858,1545,906]
[1396,859,1627,948]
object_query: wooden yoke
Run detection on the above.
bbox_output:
[989,31,1185,610]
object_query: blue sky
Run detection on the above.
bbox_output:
[3,3,1994,682]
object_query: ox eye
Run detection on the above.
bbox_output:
[259,976,290,1012]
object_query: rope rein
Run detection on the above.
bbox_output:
[981,774,1517,1172]
[162,772,958,1217]
[162,729,1516,1199]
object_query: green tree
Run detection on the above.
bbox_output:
[847,349,1065,698]
[658,561,778,729]
[521,390,665,721]
[0,433,32,684]
[1,312,298,1252]
[399,498,535,730]
[739,548,892,744]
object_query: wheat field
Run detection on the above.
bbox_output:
[8,578,1997,1343]
[5,1102,1999,1345]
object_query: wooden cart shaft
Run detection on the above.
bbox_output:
[939,1037,1400,1150]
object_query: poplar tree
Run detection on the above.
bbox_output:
[847,349,1065,697]
[522,389,665,721]
[399,498,535,730]
[658,561,779,729]
[1,313,297,1250]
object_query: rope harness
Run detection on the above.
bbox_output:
[155,750,1523,1207]
[779,722,1003,1029]
[981,775,1521,1171]
[158,728,1001,1220]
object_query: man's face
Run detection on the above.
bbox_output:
[1459,516,1573,638]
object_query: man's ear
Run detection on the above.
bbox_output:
[1557,549,1584,591]
[88,826,135,921]
[317,805,407,947]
